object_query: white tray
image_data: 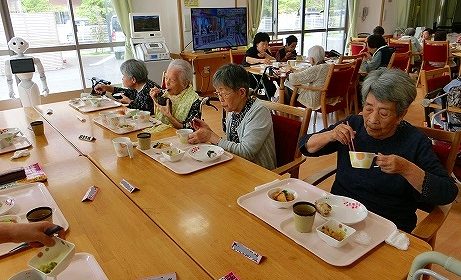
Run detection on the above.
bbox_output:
[93,115,160,135]
[0,183,69,256]
[69,97,121,113]
[138,135,233,174]
[237,178,397,266]
[0,131,32,155]
[53,252,108,280]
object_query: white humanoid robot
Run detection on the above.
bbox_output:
[5,37,49,107]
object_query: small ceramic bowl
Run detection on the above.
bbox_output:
[316,219,356,248]
[162,148,185,162]
[26,206,53,223]
[28,237,75,277]
[267,187,298,208]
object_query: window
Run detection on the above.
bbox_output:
[0,0,125,101]
[258,0,348,56]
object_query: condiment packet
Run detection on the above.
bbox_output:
[82,186,99,202]
[354,230,372,245]
[219,272,240,280]
[139,272,176,280]
[11,149,30,159]
[385,229,409,250]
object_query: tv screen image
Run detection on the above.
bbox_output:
[191,7,247,51]
[133,15,160,32]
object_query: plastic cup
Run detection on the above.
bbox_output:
[137,132,151,150]
[176,129,193,144]
[112,137,133,158]
[26,206,53,223]
[293,202,316,233]
[30,121,44,136]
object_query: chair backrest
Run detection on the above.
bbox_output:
[269,40,284,57]
[388,38,412,53]
[321,61,356,114]
[260,100,309,169]
[420,66,451,96]
[349,41,366,55]
[388,51,412,73]
[229,49,245,65]
[421,40,449,71]
[411,126,461,248]
[383,34,393,43]
[350,36,367,42]
[339,55,363,114]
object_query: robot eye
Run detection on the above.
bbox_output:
[20,42,23,45]
[12,42,16,45]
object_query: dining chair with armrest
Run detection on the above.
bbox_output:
[229,49,246,65]
[388,51,412,73]
[304,125,461,249]
[339,55,364,114]
[260,100,309,178]
[289,61,356,130]
[417,40,450,85]
[349,41,367,55]
[420,66,452,126]
[388,38,411,53]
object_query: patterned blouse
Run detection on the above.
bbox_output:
[113,79,160,113]
[227,98,256,143]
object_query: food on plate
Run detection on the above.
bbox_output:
[315,201,332,217]
[152,142,169,149]
[320,225,346,241]
[270,188,295,202]
[206,150,217,158]
[165,149,179,156]
[38,261,57,274]
[0,217,17,223]
[0,128,10,134]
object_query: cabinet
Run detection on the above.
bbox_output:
[180,49,246,95]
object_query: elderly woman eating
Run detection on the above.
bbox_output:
[149,59,200,129]
[188,63,276,170]
[94,59,159,113]
[299,68,458,232]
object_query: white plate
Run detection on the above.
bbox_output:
[315,195,368,225]
[93,115,159,135]
[0,128,20,136]
[69,97,121,113]
[0,130,32,155]
[0,195,15,215]
[188,144,224,162]
[0,183,69,256]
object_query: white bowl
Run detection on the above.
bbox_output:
[267,187,297,208]
[316,219,356,248]
[176,129,193,144]
[8,269,45,280]
[0,195,15,215]
[28,237,75,277]
[188,144,224,162]
[0,128,20,149]
[0,214,20,223]
[162,147,185,162]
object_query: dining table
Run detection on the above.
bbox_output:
[0,106,212,279]
[30,100,433,279]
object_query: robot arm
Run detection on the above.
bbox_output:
[33,57,49,96]
[4,59,15,98]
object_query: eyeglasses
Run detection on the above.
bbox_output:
[214,91,233,99]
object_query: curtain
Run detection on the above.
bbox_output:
[112,0,134,60]
[396,0,410,29]
[408,0,440,29]
[346,0,358,42]
[441,0,459,26]
[248,0,263,42]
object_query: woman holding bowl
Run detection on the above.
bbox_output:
[299,68,458,232]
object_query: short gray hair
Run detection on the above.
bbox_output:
[120,59,148,83]
[361,68,416,116]
[167,59,193,87]
[405,28,416,36]
[308,45,325,65]
[213,64,249,95]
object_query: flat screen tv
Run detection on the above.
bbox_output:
[191,7,247,51]
[129,13,162,38]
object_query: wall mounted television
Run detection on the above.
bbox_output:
[191,7,248,51]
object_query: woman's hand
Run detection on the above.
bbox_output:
[375,153,410,174]
[119,94,131,104]
[188,118,220,144]
[149,87,162,100]
[153,98,172,118]
[0,221,60,246]
[329,123,356,145]
[94,84,108,94]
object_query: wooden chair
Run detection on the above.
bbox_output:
[260,100,309,178]
[383,34,393,43]
[417,40,450,86]
[349,41,366,55]
[420,66,456,126]
[229,49,245,65]
[304,126,460,249]
[269,40,284,57]
[388,51,412,73]
[289,61,356,130]
[388,38,412,53]
[339,54,364,114]
[411,126,461,248]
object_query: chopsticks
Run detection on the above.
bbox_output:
[346,121,356,152]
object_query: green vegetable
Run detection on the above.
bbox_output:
[38,261,57,274]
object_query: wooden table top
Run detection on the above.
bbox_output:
[34,101,432,279]
[0,157,211,279]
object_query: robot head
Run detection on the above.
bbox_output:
[8,37,29,55]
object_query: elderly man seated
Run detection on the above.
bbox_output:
[299,68,458,232]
